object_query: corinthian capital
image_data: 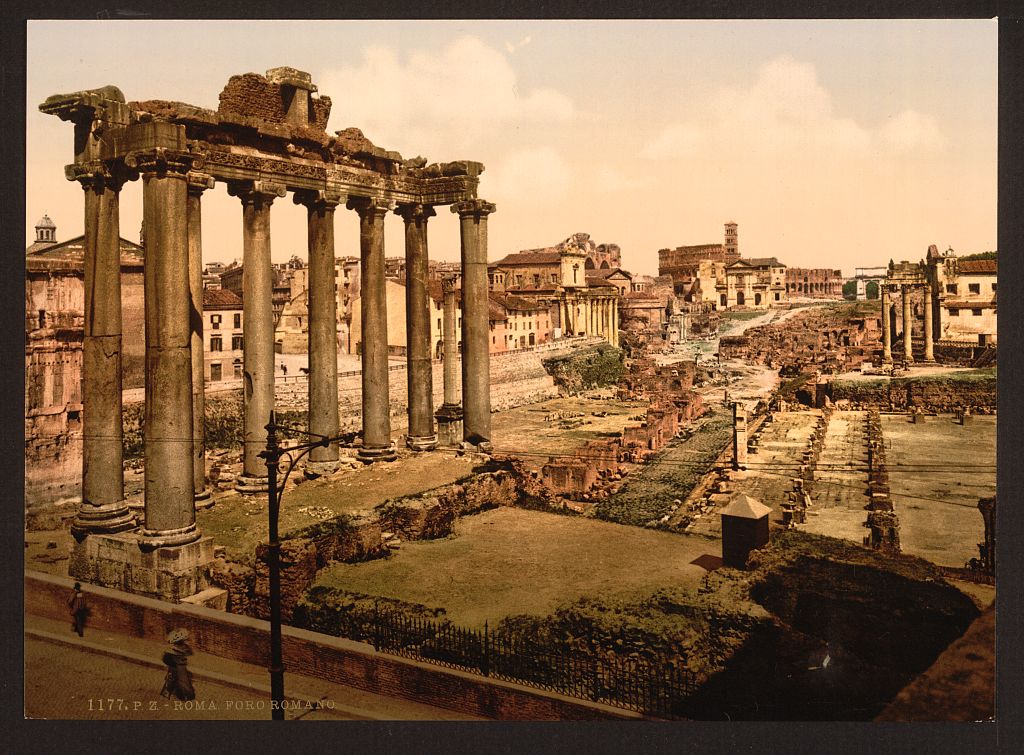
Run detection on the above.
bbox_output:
[65,160,129,192]
[394,203,437,223]
[186,171,216,196]
[346,195,394,219]
[227,179,287,207]
[123,147,197,178]
[451,198,496,218]
[293,189,345,209]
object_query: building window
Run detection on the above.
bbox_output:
[533,274,540,286]
[211,314,221,329]
[38,309,45,329]
[210,363,222,381]
[992,283,997,292]
[234,313,241,328]
[210,335,222,352]
[233,361,243,378]
[950,308,959,316]
[972,308,983,316]
[232,335,243,351]
[774,292,780,301]
[969,283,980,294]
[437,317,442,331]
[946,284,957,294]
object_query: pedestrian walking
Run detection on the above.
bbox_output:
[160,629,196,701]
[281,363,287,376]
[68,582,88,637]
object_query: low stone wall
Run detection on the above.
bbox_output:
[209,471,522,621]
[827,373,996,412]
[26,571,638,720]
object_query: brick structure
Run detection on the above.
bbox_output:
[785,267,844,298]
[658,222,741,284]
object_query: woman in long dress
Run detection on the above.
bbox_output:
[160,628,196,701]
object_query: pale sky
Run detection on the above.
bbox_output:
[26,19,997,277]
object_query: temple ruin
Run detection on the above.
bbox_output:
[40,68,495,600]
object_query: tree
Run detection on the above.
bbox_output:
[865,281,880,300]
[842,280,857,300]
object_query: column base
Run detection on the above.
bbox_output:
[357,445,398,464]
[461,439,493,454]
[138,523,202,550]
[69,530,215,602]
[406,434,438,451]
[194,488,211,503]
[70,502,138,540]
[304,459,340,478]
[235,474,270,494]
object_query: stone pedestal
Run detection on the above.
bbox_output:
[70,531,215,602]
[435,404,464,448]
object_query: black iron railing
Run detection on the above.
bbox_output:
[366,605,694,718]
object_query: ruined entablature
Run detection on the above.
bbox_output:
[41,68,486,208]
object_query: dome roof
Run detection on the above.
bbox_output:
[35,214,56,229]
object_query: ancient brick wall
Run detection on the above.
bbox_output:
[827,375,996,412]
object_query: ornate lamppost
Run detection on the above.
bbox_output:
[258,411,335,720]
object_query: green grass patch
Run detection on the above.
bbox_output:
[595,408,732,527]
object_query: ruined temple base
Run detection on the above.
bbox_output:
[69,531,215,602]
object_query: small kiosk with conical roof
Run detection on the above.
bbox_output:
[721,492,772,568]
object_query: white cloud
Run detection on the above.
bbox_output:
[639,124,702,159]
[640,55,939,161]
[594,164,651,192]
[488,147,572,205]
[880,109,947,151]
[318,36,573,157]
[505,35,532,54]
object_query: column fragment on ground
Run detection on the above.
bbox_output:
[71,164,135,536]
[453,199,496,449]
[229,180,285,490]
[397,203,438,451]
[187,171,214,502]
[135,149,199,548]
[349,197,397,463]
[297,190,343,474]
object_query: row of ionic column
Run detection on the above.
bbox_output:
[880,283,934,364]
[558,296,618,346]
[70,151,495,547]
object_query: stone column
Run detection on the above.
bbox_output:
[187,172,214,502]
[435,274,463,446]
[881,285,892,362]
[397,203,437,450]
[732,401,748,471]
[132,150,199,548]
[612,298,619,347]
[902,284,914,362]
[923,283,935,362]
[349,197,397,462]
[452,199,497,449]
[441,276,460,408]
[229,180,286,490]
[69,163,136,537]
[296,190,344,474]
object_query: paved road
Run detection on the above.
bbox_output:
[25,614,482,721]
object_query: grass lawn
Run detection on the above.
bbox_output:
[313,506,716,627]
[197,451,480,562]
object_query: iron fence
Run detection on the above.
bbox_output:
[367,605,694,718]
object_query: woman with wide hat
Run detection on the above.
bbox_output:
[160,628,196,701]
